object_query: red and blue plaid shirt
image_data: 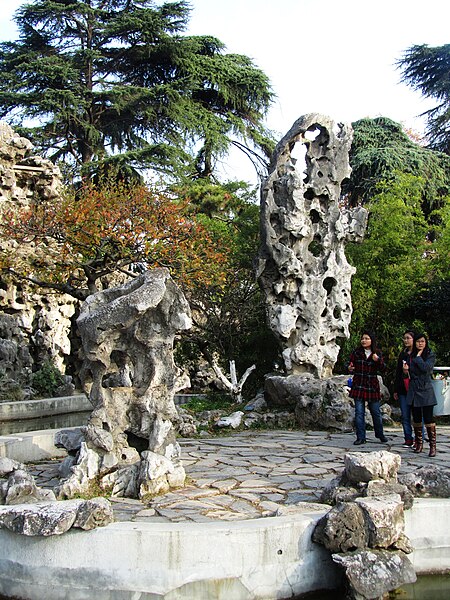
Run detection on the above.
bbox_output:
[349,346,386,402]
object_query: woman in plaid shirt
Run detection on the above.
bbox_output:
[348,330,388,445]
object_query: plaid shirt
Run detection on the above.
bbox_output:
[349,346,386,402]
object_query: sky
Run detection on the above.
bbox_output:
[1,0,449,182]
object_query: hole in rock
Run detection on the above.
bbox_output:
[126,431,148,454]
[308,237,323,257]
[322,277,337,295]
[310,209,321,224]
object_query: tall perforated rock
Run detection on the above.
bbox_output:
[258,114,368,378]
[57,268,192,499]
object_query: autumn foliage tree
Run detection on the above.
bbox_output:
[0,180,228,300]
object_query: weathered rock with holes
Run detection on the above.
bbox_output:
[312,501,369,552]
[0,497,113,536]
[332,549,416,600]
[57,268,191,500]
[399,464,450,498]
[264,373,355,431]
[314,450,415,600]
[257,113,368,379]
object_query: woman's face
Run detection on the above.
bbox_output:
[361,334,372,348]
[415,337,427,351]
[403,333,414,349]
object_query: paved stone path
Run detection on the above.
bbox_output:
[28,426,450,524]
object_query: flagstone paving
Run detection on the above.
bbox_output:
[28,426,450,524]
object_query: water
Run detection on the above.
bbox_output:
[296,574,450,599]
[0,411,90,436]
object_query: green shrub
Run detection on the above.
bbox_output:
[0,372,24,402]
[183,392,235,413]
[32,360,65,398]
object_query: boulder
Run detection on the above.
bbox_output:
[264,373,355,431]
[0,497,113,536]
[313,502,368,552]
[399,464,450,498]
[332,549,416,600]
[344,451,400,484]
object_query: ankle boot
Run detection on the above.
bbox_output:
[426,423,436,457]
[413,423,423,453]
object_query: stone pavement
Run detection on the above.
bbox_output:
[28,426,450,524]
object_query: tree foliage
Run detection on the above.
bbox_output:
[397,44,450,154]
[174,179,280,393]
[0,180,228,299]
[0,0,274,181]
[343,172,429,364]
[344,117,450,216]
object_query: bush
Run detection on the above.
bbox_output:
[183,392,235,413]
[31,360,65,398]
[0,372,24,402]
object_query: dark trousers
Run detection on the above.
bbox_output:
[412,405,434,425]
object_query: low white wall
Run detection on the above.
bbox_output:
[404,498,450,574]
[0,429,67,462]
[0,512,341,600]
[0,394,91,422]
[0,499,448,600]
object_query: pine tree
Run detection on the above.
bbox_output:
[0,0,274,181]
[397,44,450,154]
[343,116,450,216]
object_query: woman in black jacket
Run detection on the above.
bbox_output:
[405,333,437,456]
[393,330,415,447]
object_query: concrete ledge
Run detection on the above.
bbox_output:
[0,394,91,422]
[404,498,450,574]
[0,510,340,600]
[0,499,448,600]
[0,429,68,462]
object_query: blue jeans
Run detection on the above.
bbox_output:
[399,394,413,441]
[354,399,384,440]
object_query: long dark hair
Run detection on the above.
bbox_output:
[361,329,381,354]
[412,333,431,359]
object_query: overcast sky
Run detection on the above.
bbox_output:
[1,0,449,182]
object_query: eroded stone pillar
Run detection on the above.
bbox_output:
[257,113,368,378]
[57,268,192,499]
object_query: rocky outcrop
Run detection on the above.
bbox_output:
[313,450,416,600]
[399,464,450,498]
[57,268,192,500]
[0,497,113,536]
[0,456,112,536]
[257,113,368,379]
[0,122,77,385]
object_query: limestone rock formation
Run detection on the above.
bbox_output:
[0,122,77,384]
[333,549,416,600]
[264,373,355,431]
[0,497,113,536]
[0,457,56,505]
[258,113,368,378]
[399,464,450,498]
[57,268,192,500]
[313,450,416,600]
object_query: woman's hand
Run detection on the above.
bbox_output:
[372,353,379,362]
[348,362,354,373]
